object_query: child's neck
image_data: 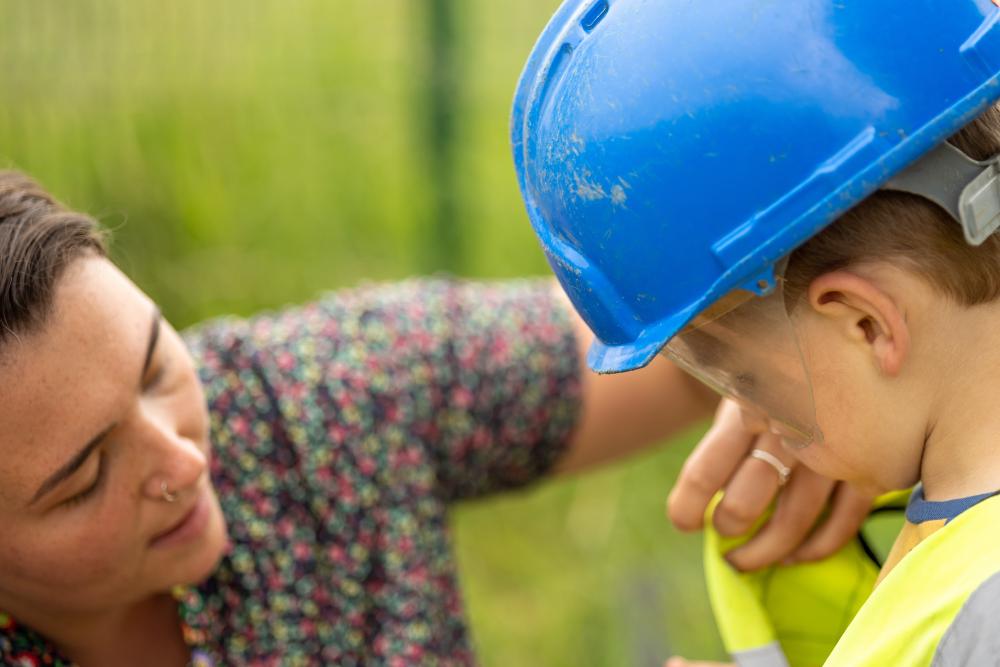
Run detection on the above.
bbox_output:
[920,303,1000,502]
[922,409,1000,501]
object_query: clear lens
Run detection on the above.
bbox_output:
[663,284,821,448]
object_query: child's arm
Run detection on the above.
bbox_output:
[552,284,719,474]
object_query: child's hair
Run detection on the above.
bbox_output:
[0,171,107,348]
[785,103,1000,308]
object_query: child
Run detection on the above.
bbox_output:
[512,1,1000,664]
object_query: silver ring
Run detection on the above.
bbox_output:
[160,480,179,503]
[750,449,792,487]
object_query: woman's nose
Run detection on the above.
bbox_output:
[140,417,207,502]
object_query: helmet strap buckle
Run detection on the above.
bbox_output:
[883,141,1000,246]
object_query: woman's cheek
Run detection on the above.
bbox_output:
[51,501,141,586]
[1,525,121,590]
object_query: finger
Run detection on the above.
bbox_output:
[668,400,755,532]
[785,483,874,564]
[725,466,836,571]
[712,431,793,537]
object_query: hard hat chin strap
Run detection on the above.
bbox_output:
[882,142,1000,246]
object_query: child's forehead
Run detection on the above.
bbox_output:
[684,289,758,332]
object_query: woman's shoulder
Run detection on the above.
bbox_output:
[0,613,73,666]
[182,276,563,376]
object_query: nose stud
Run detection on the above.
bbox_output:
[160,480,179,503]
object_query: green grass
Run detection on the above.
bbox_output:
[0,3,727,664]
[454,432,727,666]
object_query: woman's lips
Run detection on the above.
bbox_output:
[149,487,211,549]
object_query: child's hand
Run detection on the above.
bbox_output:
[668,399,874,571]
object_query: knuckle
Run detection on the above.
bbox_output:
[716,498,760,528]
[796,536,836,562]
[777,504,816,531]
[680,464,721,497]
[733,534,791,570]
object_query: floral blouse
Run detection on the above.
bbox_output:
[0,279,582,666]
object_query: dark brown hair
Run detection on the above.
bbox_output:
[0,171,107,345]
[785,104,1000,308]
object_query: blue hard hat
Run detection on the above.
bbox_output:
[512,0,1000,373]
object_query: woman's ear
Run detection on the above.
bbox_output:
[806,270,910,376]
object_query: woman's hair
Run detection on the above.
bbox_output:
[785,103,1000,308]
[0,171,107,347]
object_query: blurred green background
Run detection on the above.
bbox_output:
[0,2,725,664]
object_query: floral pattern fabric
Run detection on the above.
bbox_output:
[0,279,581,666]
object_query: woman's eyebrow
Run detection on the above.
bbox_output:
[140,307,162,386]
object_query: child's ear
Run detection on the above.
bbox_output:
[806,270,910,376]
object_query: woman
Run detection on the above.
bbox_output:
[0,172,866,666]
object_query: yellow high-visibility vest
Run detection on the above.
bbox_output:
[706,492,1000,666]
[703,494,878,666]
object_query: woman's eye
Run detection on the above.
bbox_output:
[62,454,106,508]
[143,361,170,392]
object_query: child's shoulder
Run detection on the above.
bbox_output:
[932,570,1000,666]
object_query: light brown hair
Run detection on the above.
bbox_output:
[785,104,1000,307]
[0,171,107,345]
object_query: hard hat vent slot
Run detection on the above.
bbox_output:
[580,0,609,33]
